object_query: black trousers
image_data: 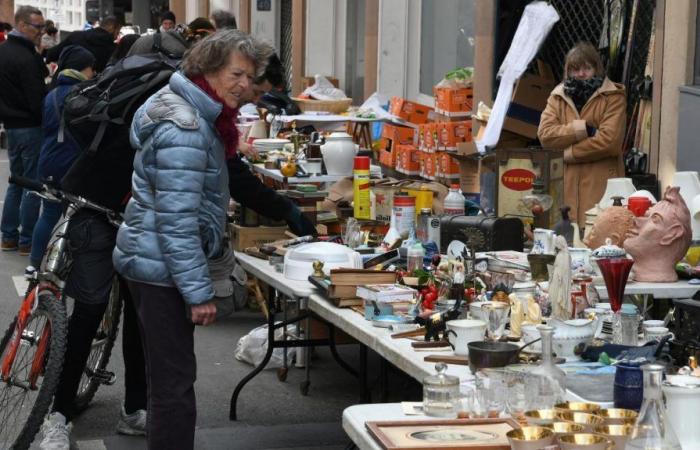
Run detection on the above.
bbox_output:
[52,210,147,421]
[127,280,197,450]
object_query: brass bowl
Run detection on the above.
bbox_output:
[524,409,559,426]
[556,411,605,432]
[594,424,633,450]
[555,401,602,413]
[506,426,555,450]
[597,408,638,425]
[544,421,585,436]
[558,433,612,450]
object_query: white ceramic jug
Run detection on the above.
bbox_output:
[663,374,700,449]
[320,132,359,175]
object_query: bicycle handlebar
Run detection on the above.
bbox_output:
[9,175,45,193]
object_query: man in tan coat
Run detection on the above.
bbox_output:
[538,42,626,227]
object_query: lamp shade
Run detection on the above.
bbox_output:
[599,178,637,209]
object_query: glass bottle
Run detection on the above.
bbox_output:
[423,363,459,417]
[529,325,567,408]
[626,364,681,450]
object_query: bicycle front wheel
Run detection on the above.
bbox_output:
[0,292,67,450]
[73,277,123,413]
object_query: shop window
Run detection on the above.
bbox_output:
[418,0,475,96]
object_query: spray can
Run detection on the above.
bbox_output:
[428,214,441,250]
[353,156,371,219]
[416,208,431,243]
[413,185,433,217]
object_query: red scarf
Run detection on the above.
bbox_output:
[189,75,240,159]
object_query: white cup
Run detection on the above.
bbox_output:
[533,228,556,255]
[643,326,674,342]
[446,319,487,356]
[642,320,664,329]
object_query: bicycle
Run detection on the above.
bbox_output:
[0,175,124,449]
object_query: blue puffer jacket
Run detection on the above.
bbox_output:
[113,72,230,305]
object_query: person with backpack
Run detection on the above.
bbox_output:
[0,6,48,254]
[46,16,122,73]
[127,17,215,59]
[112,30,265,449]
[27,45,96,276]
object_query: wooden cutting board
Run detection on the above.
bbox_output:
[423,354,469,365]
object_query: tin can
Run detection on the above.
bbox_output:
[392,194,416,236]
[416,208,431,243]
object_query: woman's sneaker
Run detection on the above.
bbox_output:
[40,412,72,450]
[116,406,147,436]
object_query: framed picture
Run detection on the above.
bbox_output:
[366,418,519,450]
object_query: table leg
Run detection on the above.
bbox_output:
[360,344,370,403]
[229,291,277,420]
[328,324,359,378]
[279,291,289,382]
[379,358,389,402]
[301,314,312,396]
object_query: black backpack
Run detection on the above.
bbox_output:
[60,53,178,211]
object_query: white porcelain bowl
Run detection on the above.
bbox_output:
[283,242,362,280]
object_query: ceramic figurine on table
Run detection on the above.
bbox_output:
[549,236,572,321]
[509,293,543,337]
[583,204,636,250]
[624,186,692,282]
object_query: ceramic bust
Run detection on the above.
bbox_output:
[624,186,692,282]
[584,205,636,250]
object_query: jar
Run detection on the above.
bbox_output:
[423,363,460,417]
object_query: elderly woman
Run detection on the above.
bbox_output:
[113,30,266,449]
[538,41,626,227]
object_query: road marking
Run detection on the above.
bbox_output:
[12,275,27,297]
[77,440,107,450]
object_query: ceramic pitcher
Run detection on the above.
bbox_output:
[320,132,359,175]
[532,228,556,255]
[663,374,700,448]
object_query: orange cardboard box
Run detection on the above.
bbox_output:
[382,123,415,145]
[437,121,472,150]
[420,151,438,180]
[378,145,397,168]
[418,123,438,151]
[438,153,460,179]
[396,144,420,175]
[434,86,473,114]
[389,97,433,124]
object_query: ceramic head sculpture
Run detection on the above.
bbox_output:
[624,186,692,282]
[583,205,636,250]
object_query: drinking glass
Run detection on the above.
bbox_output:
[484,303,510,341]
[506,372,532,421]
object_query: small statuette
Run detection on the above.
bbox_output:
[312,260,325,278]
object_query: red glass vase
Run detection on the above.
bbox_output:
[596,257,634,313]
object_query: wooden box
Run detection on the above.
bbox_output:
[230,223,289,251]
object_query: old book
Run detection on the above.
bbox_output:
[356,284,417,302]
[329,269,396,286]
[328,284,359,299]
[332,297,363,307]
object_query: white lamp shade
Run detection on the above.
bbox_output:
[598,178,637,209]
[672,172,700,239]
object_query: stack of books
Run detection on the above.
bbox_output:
[310,269,396,307]
[356,284,417,319]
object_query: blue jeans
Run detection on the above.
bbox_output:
[29,199,62,268]
[1,127,42,246]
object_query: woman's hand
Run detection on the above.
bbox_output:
[238,142,259,160]
[190,301,217,325]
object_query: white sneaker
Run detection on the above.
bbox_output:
[116,406,147,436]
[40,412,72,450]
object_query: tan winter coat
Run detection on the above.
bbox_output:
[538,77,626,227]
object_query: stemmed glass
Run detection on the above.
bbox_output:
[596,257,635,344]
[484,303,510,341]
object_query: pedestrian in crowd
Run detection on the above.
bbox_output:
[538,41,626,227]
[41,21,60,53]
[113,30,268,449]
[106,33,139,66]
[46,16,122,73]
[127,17,214,59]
[0,5,48,254]
[27,45,95,278]
[0,21,13,43]
[210,9,237,30]
[159,10,176,32]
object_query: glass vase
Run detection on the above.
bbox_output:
[625,364,681,449]
[529,325,567,409]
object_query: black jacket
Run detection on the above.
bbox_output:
[227,155,295,221]
[46,28,116,73]
[0,34,48,128]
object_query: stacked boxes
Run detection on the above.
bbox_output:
[395,144,420,176]
[433,86,473,117]
[389,97,433,124]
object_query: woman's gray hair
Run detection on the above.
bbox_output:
[181,29,272,78]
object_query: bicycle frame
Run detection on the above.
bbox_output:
[1,196,95,389]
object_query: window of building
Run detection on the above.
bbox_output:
[418,0,475,97]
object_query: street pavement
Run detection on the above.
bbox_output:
[0,149,366,449]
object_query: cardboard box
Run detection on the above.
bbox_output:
[382,123,415,145]
[389,97,433,124]
[437,121,472,150]
[230,224,289,251]
[438,153,460,179]
[503,73,557,139]
[418,123,438,151]
[419,151,438,180]
[458,118,530,155]
[396,144,420,175]
[434,86,473,114]
[378,144,397,168]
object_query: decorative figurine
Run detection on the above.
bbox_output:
[549,235,572,321]
[583,204,636,250]
[624,186,693,282]
[312,260,325,278]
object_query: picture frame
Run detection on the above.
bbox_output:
[365,418,520,450]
